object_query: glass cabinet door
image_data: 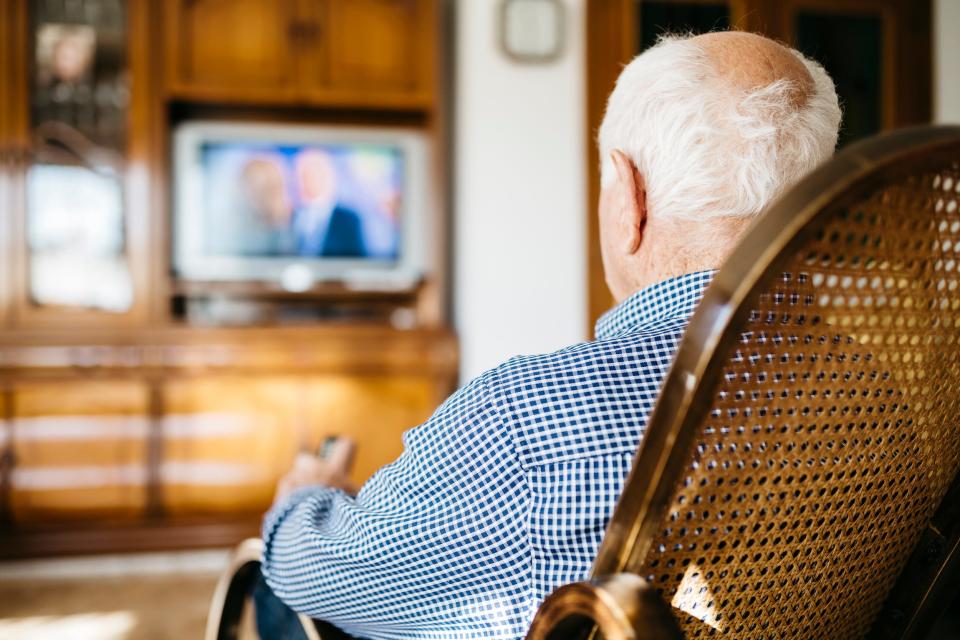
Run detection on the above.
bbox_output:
[17,0,138,319]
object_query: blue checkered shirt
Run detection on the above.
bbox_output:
[262,270,716,639]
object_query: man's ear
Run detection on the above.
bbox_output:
[610,150,647,255]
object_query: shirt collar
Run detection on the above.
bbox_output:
[594,270,717,340]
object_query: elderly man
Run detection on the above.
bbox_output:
[257,31,841,639]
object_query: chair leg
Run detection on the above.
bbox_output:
[526,573,683,640]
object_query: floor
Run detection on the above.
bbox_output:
[0,551,956,639]
[0,550,228,640]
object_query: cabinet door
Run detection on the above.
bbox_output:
[299,0,436,108]
[9,381,150,522]
[164,0,299,102]
[158,373,438,516]
[160,376,302,515]
[303,375,437,483]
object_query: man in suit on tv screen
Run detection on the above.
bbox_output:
[293,148,367,258]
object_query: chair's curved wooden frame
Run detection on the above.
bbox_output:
[206,127,960,640]
[204,538,322,640]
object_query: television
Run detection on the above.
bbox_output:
[172,121,431,291]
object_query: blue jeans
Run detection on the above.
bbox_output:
[253,574,310,640]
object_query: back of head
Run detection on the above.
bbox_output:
[599,31,841,223]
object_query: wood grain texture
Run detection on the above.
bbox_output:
[9,380,151,522]
[163,0,300,102]
[0,327,456,525]
[585,0,634,334]
[0,516,262,558]
[164,0,436,110]
[300,0,436,108]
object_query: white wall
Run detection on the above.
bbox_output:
[934,0,960,123]
[453,0,587,381]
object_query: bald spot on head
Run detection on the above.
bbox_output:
[693,31,814,108]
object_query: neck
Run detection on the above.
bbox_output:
[617,216,749,301]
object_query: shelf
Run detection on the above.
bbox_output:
[0,324,459,377]
[171,279,422,301]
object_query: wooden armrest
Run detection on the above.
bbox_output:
[526,573,683,640]
[205,538,338,640]
[204,538,266,640]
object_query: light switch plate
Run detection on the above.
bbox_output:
[500,0,565,63]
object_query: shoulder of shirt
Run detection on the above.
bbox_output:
[490,315,690,387]
[466,315,691,469]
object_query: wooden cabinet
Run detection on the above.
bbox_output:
[159,373,437,516]
[8,381,151,522]
[0,4,11,327]
[164,0,437,108]
[300,0,435,105]
[0,326,457,556]
[161,376,304,515]
[759,0,931,146]
[301,375,435,483]
[163,0,299,103]
[622,0,930,134]
[0,0,451,556]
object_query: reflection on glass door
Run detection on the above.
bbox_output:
[27,0,132,313]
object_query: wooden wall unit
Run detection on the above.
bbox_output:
[0,0,453,557]
[585,0,636,336]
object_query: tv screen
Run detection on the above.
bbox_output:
[173,122,429,288]
[201,141,402,260]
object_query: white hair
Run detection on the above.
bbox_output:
[598,34,841,222]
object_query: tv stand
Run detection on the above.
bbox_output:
[170,279,426,328]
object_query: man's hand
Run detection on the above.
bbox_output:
[274,438,358,504]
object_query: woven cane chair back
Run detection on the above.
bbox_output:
[587,127,960,639]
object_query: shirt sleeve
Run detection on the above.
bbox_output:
[260,370,533,639]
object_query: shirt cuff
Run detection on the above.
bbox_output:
[260,485,337,575]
